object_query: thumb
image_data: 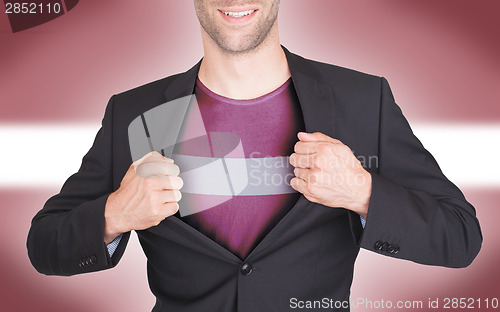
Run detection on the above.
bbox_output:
[297,132,340,143]
[124,151,172,181]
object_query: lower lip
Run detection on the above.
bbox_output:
[218,10,258,24]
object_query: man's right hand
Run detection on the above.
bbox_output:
[104,151,183,244]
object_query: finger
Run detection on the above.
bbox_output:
[141,153,175,166]
[161,202,180,217]
[290,177,319,203]
[165,163,180,176]
[293,167,310,181]
[290,177,313,197]
[295,167,324,186]
[124,152,161,183]
[158,189,182,203]
[297,132,342,144]
[161,176,184,190]
[294,141,336,154]
[290,153,316,168]
[294,141,315,154]
[136,162,180,178]
[134,151,161,166]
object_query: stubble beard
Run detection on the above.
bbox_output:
[196,1,280,55]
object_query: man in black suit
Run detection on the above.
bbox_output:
[27,1,482,311]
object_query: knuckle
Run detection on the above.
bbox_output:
[162,177,173,189]
[293,142,301,153]
[309,171,319,184]
[319,143,333,156]
[312,156,322,168]
[143,175,155,183]
[144,192,155,204]
[147,191,157,202]
[166,202,179,215]
[150,204,161,217]
[339,144,352,156]
[167,163,180,176]
[306,182,317,197]
[173,164,180,175]
[141,178,157,189]
[173,176,184,189]
[153,216,164,226]
[317,144,328,153]
[138,162,152,171]
[173,190,182,202]
[305,194,319,204]
[297,156,307,168]
[162,191,173,204]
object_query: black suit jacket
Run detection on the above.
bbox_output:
[27,47,482,311]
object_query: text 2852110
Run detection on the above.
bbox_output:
[5,3,62,14]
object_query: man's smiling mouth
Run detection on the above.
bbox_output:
[220,9,257,18]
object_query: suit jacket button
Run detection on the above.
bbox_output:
[387,244,395,254]
[393,245,400,254]
[89,256,97,265]
[80,259,88,268]
[381,242,389,252]
[374,241,383,250]
[240,263,253,276]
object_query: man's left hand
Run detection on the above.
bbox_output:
[289,132,372,219]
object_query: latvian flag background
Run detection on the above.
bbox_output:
[1,1,499,311]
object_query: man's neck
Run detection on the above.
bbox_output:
[198,29,290,100]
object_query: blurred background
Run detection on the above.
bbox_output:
[1,0,499,311]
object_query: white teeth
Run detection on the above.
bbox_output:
[222,10,255,18]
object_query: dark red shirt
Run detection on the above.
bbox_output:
[180,78,305,259]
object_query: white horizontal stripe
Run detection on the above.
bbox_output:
[0,124,100,188]
[0,123,498,188]
[173,154,295,196]
[411,123,500,188]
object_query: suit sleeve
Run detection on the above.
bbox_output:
[357,77,482,268]
[27,96,130,276]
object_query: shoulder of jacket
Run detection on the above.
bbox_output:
[291,52,382,86]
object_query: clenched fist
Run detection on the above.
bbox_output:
[289,132,372,218]
[104,151,183,244]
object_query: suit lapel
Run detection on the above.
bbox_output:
[163,60,201,102]
[284,47,337,137]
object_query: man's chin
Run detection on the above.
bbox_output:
[216,36,267,55]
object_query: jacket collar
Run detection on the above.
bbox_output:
[163,45,336,137]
